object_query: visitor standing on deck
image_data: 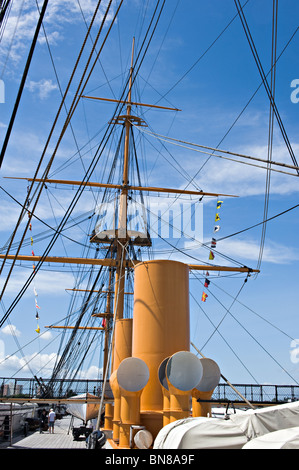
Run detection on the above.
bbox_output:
[39,409,47,433]
[48,409,56,434]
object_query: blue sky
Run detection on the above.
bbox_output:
[0,0,299,387]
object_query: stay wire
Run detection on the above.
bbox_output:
[190,290,259,384]
[0,0,122,326]
[0,0,161,306]
[0,185,96,251]
[217,203,299,242]
[131,195,248,269]
[0,0,17,65]
[206,277,296,342]
[0,0,167,337]
[157,0,251,104]
[194,274,299,385]
[234,0,299,173]
[199,276,250,350]
[0,0,107,289]
[133,125,299,176]
[36,0,98,204]
[257,0,278,272]
[0,0,49,168]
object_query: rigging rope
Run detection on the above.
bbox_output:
[199,276,250,350]
[0,0,169,332]
[36,0,98,204]
[0,0,108,286]
[0,0,15,52]
[204,277,296,342]
[0,0,49,168]
[48,245,110,382]
[131,196,249,269]
[234,0,299,174]
[217,203,299,242]
[0,0,165,323]
[140,5,299,190]
[192,274,299,385]
[0,185,96,251]
[0,1,122,327]
[190,290,259,384]
[0,0,12,27]
[257,0,278,272]
[132,126,299,176]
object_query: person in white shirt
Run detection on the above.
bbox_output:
[48,409,56,434]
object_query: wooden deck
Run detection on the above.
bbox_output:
[0,416,89,449]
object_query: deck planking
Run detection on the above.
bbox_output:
[0,416,88,449]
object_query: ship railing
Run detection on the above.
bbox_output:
[0,378,298,405]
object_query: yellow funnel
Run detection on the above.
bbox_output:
[112,318,133,371]
[132,260,190,421]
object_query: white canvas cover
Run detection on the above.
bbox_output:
[153,402,299,449]
[242,426,299,449]
[66,393,100,423]
[229,401,299,440]
[153,417,248,449]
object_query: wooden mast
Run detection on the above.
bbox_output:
[113,37,135,325]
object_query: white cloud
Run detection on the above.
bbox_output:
[195,156,298,198]
[38,30,62,46]
[290,339,299,364]
[20,351,58,373]
[168,138,299,198]
[0,201,23,233]
[27,79,58,100]
[0,350,100,378]
[1,324,21,337]
[220,238,299,265]
[39,330,53,341]
[0,351,59,375]
[77,364,103,380]
[0,270,75,297]
[0,0,116,68]
[184,236,299,266]
[0,339,4,359]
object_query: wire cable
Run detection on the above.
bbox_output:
[0,0,49,168]
[0,1,121,323]
[217,203,299,242]
[257,0,278,272]
[234,0,299,174]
